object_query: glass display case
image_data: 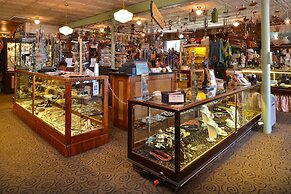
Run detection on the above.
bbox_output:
[1,38,35,93]
[19,38,35,70]
[13,70,109,156]
[128,85,261,189]
[241,69,291,89]
[240,69,291,112]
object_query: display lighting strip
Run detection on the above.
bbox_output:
[241,69,291,75]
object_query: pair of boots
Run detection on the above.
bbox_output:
[200,108,228,142]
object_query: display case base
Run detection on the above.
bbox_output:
[13,103,109,157]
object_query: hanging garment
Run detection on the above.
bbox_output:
[223,40,232,68]
[209,38,223,66]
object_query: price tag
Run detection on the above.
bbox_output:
[168,93,184,103]
[92,80,99,96]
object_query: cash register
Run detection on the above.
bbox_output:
[118,60,149,75]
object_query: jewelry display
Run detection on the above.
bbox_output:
[15,78,105,136]
[150,150,172,162]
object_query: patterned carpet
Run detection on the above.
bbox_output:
[0,94,290,194]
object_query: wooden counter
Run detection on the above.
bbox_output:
[110,73,176,129]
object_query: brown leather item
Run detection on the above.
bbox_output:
[150,150,173,162]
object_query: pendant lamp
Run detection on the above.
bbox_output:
[59,2,73,36]
[34,17,40,25]
[114,0,133,23]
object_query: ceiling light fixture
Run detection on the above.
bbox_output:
[59,1,73,36]
[238,4,246,11]
[179,33,184,39]
[136,19,142,26]
[249,0,258,7]
[34,17,40,25]
[196,6,204,16]
[114,0,133,23]
[233,20,240,27]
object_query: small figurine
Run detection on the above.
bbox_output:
[156,129,165,143]
[146,136,155,147]
[202,59,212,89]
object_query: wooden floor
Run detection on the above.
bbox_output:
[0,93,290,193]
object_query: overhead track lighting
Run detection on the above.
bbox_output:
[114,0,133,23]
[59,2,73,36]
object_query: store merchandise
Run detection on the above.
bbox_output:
[100,46,111,67]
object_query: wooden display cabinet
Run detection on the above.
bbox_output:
[13,70,109,156]
[176,69,204,89]
[1,38,35,93]
[110,72,177,129]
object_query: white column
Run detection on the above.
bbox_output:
[261,0,272,133]
[79,36,83,75]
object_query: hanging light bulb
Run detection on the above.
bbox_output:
[34,17,40,25]
[136,19,142,26]
[59,2,73,36]
[233,20,240,27]
[114,0,133,23]
[285,10,290,25]
[249,0,258,7]
[238,4,246,11]
[179,33,184,39]
[233,12,240,27]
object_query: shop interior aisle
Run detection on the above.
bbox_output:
[0,94,290,193]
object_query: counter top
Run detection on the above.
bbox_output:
[110,72,175,77]
[128,85,259,112]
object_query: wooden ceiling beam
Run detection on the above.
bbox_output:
[68,0,194,28]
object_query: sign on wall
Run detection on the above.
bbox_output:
[150,0,165,29]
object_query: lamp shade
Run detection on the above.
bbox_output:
[59,25,73,36]
[114,9,133,23]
